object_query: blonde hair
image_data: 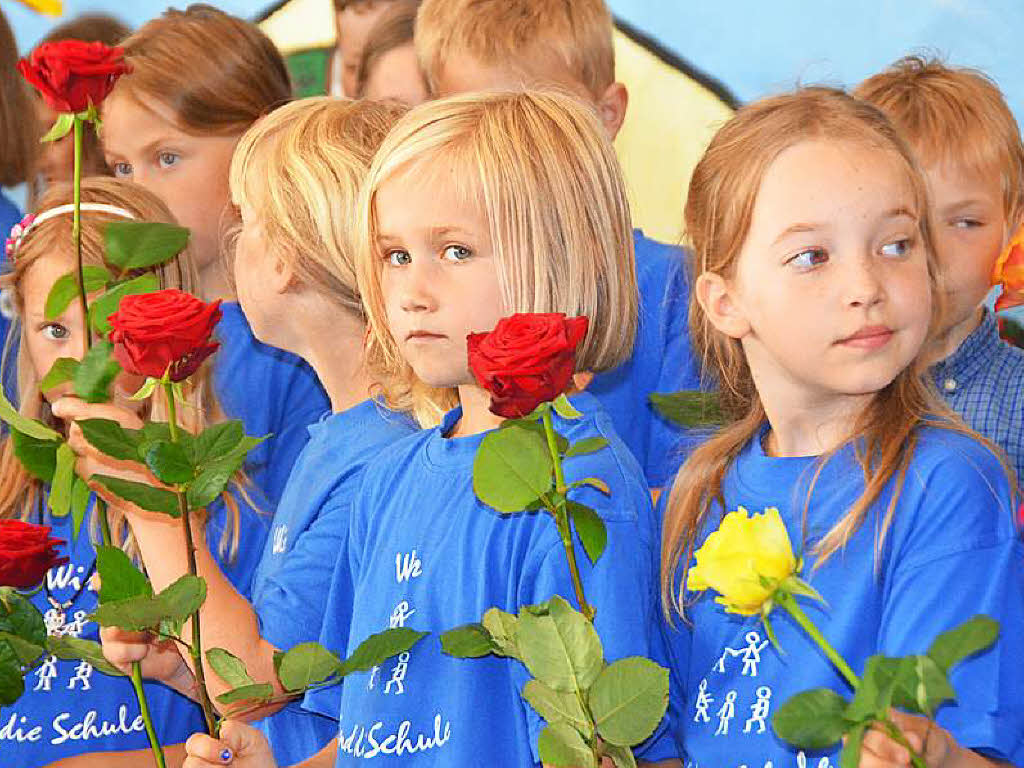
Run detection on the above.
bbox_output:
[0,7,38,187]
[229,97,406,316]
[661,87,1011,620]
[855,56,1024,226]
[0,177,242,562]
[415,0,615,99]
[358,89,637,425]
[116,4,291,137]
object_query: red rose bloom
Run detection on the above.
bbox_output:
[468,313,589,418]
[108,290,222,382]
[0,520,68,589]
[18,39,129,114]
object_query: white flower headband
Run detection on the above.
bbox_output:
[4,203,135,260]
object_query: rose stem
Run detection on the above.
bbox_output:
[164,381,219,737]
[777,592,859,689]
[75,112,165,763]
[540,409,594,621]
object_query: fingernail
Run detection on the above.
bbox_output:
[221,748,232,762]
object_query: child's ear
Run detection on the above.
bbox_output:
[695,271,750,339]
[595,82,628,140]
[270,253,296,294]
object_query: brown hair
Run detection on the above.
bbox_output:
[0,177,244,561]
[661,87,1011,620]
[855,55,1024,226]
[117,4,291,137]
[358,90,636,425]
[415,0,616,98]
[0,7,38,187]
[355,0,420,98]
[230,97,407,316]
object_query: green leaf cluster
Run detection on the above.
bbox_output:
[441,596,668,767]
[649,391,724,429]
[80,418,263,517]
[212,628,428,711]
[772,615,999,767]
[472,395,611,566]
[0,588,48,706]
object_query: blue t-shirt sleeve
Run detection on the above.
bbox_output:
[255,491,352,652]
[639,243,705,486]
[879,445,1024,764]
[514,482,677,761]
[204,486,271,599]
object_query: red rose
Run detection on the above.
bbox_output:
[108,290,222,382]
[18,39,129,114]
[467,313,589,418]
[0,520,68,589]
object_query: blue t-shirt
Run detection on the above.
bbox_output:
[587,230,700,488]
[1,190,22,399]
[660,426,1024,768]
[213,302,330,508]
[305,391,676,766]
[250,399,417,765]
[3,493,268,766]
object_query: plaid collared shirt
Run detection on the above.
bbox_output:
[931,309,1024,487]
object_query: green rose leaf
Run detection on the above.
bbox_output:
[91,474,180,516]
[70,477,91,541]
[278,642,344,692]
[0,640,25,707]
[95,545,152,603]
[41,112,74,143]
[482,608,519,659]
[44,266,111,320]
[339,627,428,677]
[563,437,608,459]
[73,340,121,403]
[206,647,255,688]
[840,722,868,768]
[473,422,554,513]
[522,679,592,739]
[0,587,47,648]
[552,394,583,421]
[891,655,955,717]
[47,636,126,677]
[190,421,246,466]
[187,455,243,511]
[105,221,190,272]
[48,442,75,518]
[927,615,999,675]
[649,391,724,428]
[502,417,569,455]
[144,440,194,485]
[216,682,275,706]
[40,357,80,392]
[603,743,638,768]
[78,418,142,461]
[0,386,60,441]
[845,655,900,724]
[11,429,59,482]
[771,687,848,750]
[567,501,607,564]
[517,596,603,693]
[91,574,205,631]
[89,273,161,336]
[440,623,495,658]
[589,656,669,746]
[537,721,596,768]
[0,631,44,666]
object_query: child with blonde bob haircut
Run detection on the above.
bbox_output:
[0,177,267,766]
[659,87,1024,768]
[102,3,330,509]
[98,98,417,767]
[415,0,701,493]
[182,89,677,768]
[856,56,1024,485]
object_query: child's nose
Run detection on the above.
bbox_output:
[399,262,438,312]
[844,256,885,307]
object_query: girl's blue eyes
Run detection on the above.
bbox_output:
[109,153,179,178]
[443,245,472,262]
[788,248,828,268]
[387,251,412,267]
[41,323,69,341]
[158,152,179,169]
[112,162,132,178]
[880,238,912,258]
[385,246,473,266]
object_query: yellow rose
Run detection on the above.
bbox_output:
[687,506,798,616]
